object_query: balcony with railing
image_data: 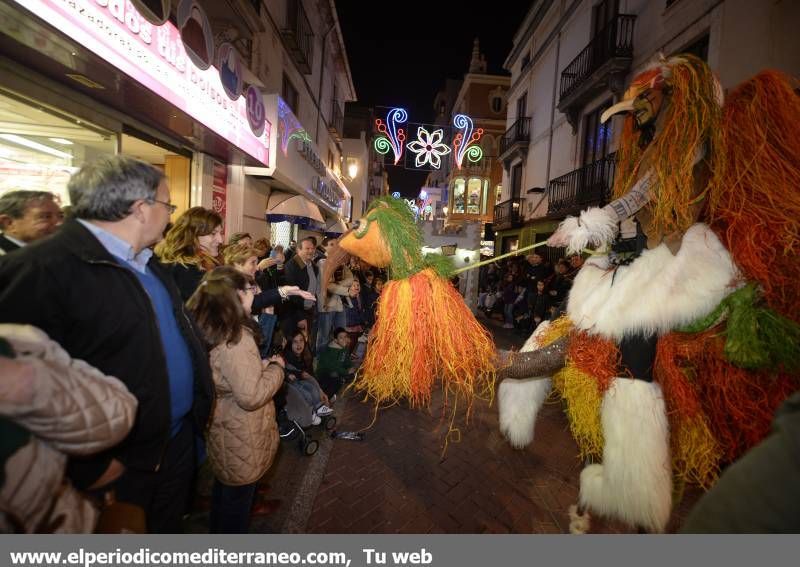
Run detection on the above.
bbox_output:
[328,100,344,141]
[499,117,531,169]
[493,197,524,231]
[281,0,314,74]
[547,152,617,217]
[557,14,636,131]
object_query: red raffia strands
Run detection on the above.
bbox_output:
[567,330,619,393]
[709,70,800,321]
[657,328,799,464]
[353,269,497,411]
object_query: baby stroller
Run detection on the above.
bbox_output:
[276,380,337,456]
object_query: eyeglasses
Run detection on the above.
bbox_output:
[147,198,177,214]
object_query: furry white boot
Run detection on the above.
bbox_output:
[568,504,591,534]
[578,378,672,533]
[498,377,552,448]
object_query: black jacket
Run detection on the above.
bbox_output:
[0,219,213,485]
[0,233,21,255]
[162,262,205,302]
[283,254,318,310]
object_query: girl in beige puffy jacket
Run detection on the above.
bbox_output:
[187,266,284,533]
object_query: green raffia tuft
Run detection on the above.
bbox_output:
[367,197,425,280]
[679,283,800,371]
[422,252,455,279]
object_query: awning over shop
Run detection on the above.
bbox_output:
[266,191,325,230]
[324,218,348,236]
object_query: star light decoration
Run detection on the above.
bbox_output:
[405,126,451,169]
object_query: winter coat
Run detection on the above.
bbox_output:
[206,330,284,486]
[0,220,213,488]
[0,325,137,533]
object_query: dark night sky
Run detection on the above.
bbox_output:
[335,1,532,197]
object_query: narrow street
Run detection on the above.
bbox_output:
[188,315,701,534]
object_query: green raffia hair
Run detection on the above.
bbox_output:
[679,283,800,371]
[367,197,453,280]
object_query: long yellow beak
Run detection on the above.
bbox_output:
[600,99,635,124]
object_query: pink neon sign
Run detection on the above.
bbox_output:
[13,0,271,166]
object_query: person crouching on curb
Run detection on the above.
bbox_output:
[315,328,357,400]
[187,267,285,534]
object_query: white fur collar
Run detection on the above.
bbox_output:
[566,224,738,340]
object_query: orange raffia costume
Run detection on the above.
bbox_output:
[337,197,497,411]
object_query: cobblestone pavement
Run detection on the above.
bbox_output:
[187,314,700,533]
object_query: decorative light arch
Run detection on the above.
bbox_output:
[452,114,484,169]
[374,107,407,165]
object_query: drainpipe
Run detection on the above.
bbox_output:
[315,19,336,145]
[543,1,564,201]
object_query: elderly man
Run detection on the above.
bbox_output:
[0,156,212,533]
[0,190,62,255]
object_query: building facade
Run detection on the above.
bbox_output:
[440,40,510,233]
[499,0,800,258]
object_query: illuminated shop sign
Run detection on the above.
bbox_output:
[13,0,272,166]
[297,138,326,176]
[311,176,343,211]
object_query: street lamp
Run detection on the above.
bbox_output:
[346,157,359,180]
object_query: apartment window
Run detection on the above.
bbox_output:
[582,100,613,166]
[495,184,503,204]
[282,74,299,114]
[327,150,334,169]
[510,163,523,199]
[521,52,531,70]
[516,92,527,120]
[682,33,710,62]
[592,0,619,37]
[491,96,503,114]
[452,178,466,214]
[466,178,482,215]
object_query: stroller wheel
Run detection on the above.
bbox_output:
[302,438,319,456]
[323,416,337,431]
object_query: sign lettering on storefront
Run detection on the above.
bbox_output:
[296,138,326,176]
[311,176,343,211]
[13,0,272,166]
[212,160,227,234]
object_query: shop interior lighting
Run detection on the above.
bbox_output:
[0,134,73,159]
[48,138,74,145]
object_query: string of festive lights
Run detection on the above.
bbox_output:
[452,114,484,169]
[278,98,307,156]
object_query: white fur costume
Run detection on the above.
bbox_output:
[498,223,738,532]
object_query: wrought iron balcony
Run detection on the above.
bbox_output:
[493,197,524,231]
[557,14,636,131]
[499,117,531,169]
[328,100,344,141]
[281,0,314,74]
[547,152,617,217]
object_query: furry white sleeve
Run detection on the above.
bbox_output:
[547,207,618,254]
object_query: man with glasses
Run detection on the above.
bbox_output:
[0,190,62,255]
[0,155,212,533]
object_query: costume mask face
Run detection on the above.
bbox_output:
[338,206,393,268]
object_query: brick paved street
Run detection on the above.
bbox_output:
[188,315,700,534]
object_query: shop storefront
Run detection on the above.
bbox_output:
[0,0,274,230]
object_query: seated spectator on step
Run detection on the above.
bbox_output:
[155,207,223,301]
[0,325,138,533]
[529,279,552,331]
[315,328,357,399]
[564,253,584,282]
[187,266,285,534]
[283,330,332,424]
[0,190,62,255]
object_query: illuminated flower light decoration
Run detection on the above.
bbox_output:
[452,114,484,169]
[405,126,451,169]
[278,98,309,155]
[374,107,407,165]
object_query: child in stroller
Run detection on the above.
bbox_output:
[274,330,336,455]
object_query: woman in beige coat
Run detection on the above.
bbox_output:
[187,266,284,533]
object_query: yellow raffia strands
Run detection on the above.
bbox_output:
[539,315,573,347]
[551,364,604,460]
[670,414,721,490]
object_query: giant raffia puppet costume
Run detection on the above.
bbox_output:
[497,55,800,533]
[334,197,497,410]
